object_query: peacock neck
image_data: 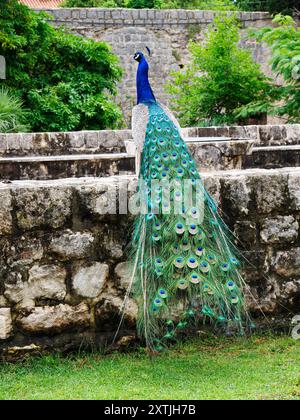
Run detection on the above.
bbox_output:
[136,57,156,105]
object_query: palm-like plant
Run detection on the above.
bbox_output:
[0,87,29,133]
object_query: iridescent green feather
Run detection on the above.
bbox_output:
[128,102,251,351]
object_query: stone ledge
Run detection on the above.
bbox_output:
[0,153,136,181]
[1,166,300,237]
[2,166,299,187]
[0,130,130,157]
[194,124,300,147]
[2,166,300,190]
[2,125,299,157]
[16,303,90,335]
[38,8,272,26]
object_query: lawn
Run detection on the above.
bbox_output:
[0,335,299,400]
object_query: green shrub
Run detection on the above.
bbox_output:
[127,0,156,8]
[237,14,300,124]
[166,15,269,126]
[62,0,238,10]
[0,88,29,133]
[158,0,238,10]
[236,0,298,15]
[0,0,123,132]
[61,0,126,7]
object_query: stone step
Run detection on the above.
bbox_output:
[125,137,255,172]
[187,137,254,172]
[0,130,131,157]
[0,136,256,181]
[242,145,300,170]
[0,153,135,181]
[189,124,300,147]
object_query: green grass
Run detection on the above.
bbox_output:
[0,335,299,400]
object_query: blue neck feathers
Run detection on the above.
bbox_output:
[136,56,156,105]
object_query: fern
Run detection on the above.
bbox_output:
[0,87,29,133]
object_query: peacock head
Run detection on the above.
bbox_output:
[134,47,151,63]
[134,52,144,63]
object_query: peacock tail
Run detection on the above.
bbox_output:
[127,102,251,351]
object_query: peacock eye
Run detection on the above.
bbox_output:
[159,289,168,299]
[227,281,235,290]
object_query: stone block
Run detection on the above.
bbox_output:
[0,296,8,308]
[84,131,99,148]
[95,288,137,330]
[245,277,280,314]
[260,216,299,244]
[20,133,35,152]
[77,179,118,218]
[234,221,257,246]
[98,228,126,260]
[13,184,72,230]
[5,265,67,309]
[87,10,98,20]
[7,236,44,266]
[50,230,95,260]
[254,173,287,214]
[272,248,300,278]
[285,124,300,145]
[79,9,87,19]
[288,173,300,211]
[28,264,67,300]
[0,308,13,340]
[222,175,251,216]
[0,134,7,152]
[67,132,85,149]
[258,126,287,146]
[73,262,109,299]
[281,280,300,303]
[5,133,21,150]
[115,262,131,290]
[0,187,13,236]
[17,303,90,334]
[202,175,221,208]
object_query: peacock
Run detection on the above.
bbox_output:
[122,50,252,352]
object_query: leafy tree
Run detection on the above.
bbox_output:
[62,0,126,7]
[127,0,156,8]
[158,0,238,10]
[166,15,269,126]
[62,0,238,10]
[237,14,300,123]
[0,0,123,132]
[236,0,298,15]
[0,87,29,133]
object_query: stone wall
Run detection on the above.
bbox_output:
[2,124,299,157]
[0,129,130,157]
[38,8,274,124]
[1,168,300,360]
[192,124,300,146]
